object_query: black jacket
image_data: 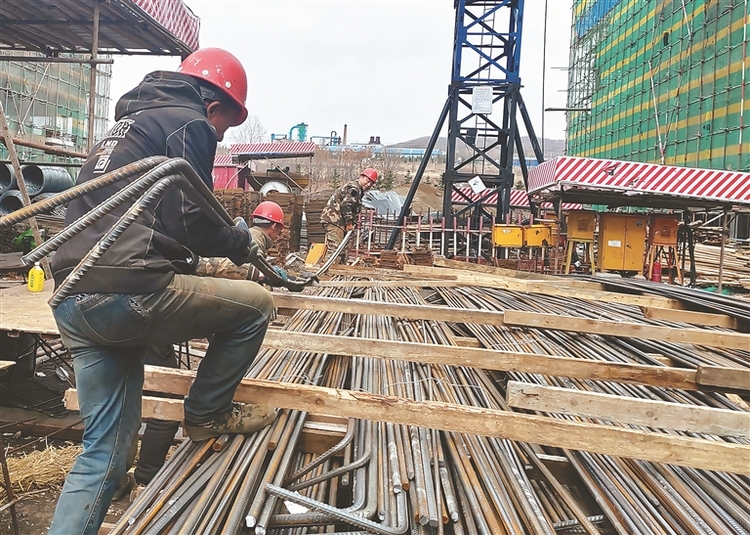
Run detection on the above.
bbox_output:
[51,71,249,294]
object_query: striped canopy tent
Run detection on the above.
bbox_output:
[527,156,750,209]
[230,142,316,161]
[451,187,582,211]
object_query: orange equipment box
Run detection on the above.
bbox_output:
[566,211,596,241]
[598,213,647,272]
[492,225,524,247]
[649,216,680,247]
[523,225,552,247]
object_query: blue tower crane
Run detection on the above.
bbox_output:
[387,0,544,250]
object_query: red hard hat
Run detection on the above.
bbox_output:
[177,48,249,126]
[360,167,378,183]
[252,201,284,226]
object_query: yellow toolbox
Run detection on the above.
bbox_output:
[566,211,596,241]
[492,225,524,247]
[523,225,551,247]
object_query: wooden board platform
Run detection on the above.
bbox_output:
[0,284,58,335]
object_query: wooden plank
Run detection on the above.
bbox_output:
[64,390,183,421]
[697,366,750,391]
[0,406,84,441]
[506,381,750,438]
[453,336,482,348]
[299,418,348,455]
[260,330,702,391]
[433,256,572,282]
[642,306,738,329]
[318,280,465,288]
[64,392,347,455]
[405,265,682,309]
[503,310,750,350]
[272,294,507,327]
[132,367,750,474]
[326,264,456,280]
[0,284,58,335]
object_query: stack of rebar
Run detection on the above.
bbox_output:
[110,279,750,534]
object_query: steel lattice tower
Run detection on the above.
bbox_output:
[388,0,544,250]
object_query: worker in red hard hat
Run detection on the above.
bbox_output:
[319,167,379,264]
[48,48,279,535]
[192,201,291,282]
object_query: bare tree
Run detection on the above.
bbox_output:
[227,115,268,144]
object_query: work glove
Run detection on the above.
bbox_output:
[237,242,260,265]
[272,266,289,282]
[234,217,249,231]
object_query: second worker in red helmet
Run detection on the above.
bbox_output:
[319,167,378,264]
[194,201,290,282]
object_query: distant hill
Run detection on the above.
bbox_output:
[389,136,565,160]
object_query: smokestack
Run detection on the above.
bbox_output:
[343,124,348,146]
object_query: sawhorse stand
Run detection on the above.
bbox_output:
[647,245,682,284]
[563,239,595,274]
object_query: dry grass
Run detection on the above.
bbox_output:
[1,444,81,500]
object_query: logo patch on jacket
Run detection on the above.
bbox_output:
[105,119,135,139]
[93,140,119,174]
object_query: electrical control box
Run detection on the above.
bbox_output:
[649,216,680,247]
[492,225,524,247]
[523,225,551,247]
[598,213,647,272]
[566,211,596,241]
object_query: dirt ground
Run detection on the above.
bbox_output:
[393,183,444,214]
[0,487,130,534]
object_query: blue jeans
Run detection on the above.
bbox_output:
[48,274,273,535]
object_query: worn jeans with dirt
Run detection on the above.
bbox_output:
[48,274,273,535]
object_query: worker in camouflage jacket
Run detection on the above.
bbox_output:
[195,201,290,282]
[319,167,378,263]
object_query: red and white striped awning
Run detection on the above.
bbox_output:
[451,187,581,210]
[230,141,316,160]
[528,156,750,207]
[213,154,235,167]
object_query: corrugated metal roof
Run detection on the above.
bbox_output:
[0,0,198,56]
[230,141,316,160]
[213,154,236,167]
[452,187,581,210]
[528,156,750,208]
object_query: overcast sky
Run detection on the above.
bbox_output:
[109,0,574,145]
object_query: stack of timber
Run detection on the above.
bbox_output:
[265,192,303,254]
[213,189,263,221]
[213,188,247,220]
[692,243,750,288]
[96,271,750,534]
[380,249,406,270]
[304,199,327,246]
[411,245,433,266]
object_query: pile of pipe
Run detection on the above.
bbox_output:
[111,281,750,535]
[0,163,74,215]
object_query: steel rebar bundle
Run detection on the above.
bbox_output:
[111,278,749,534]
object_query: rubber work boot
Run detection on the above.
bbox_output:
[112,471,136,501]
[183,402,278,442]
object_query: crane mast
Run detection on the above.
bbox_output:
[388,0,544,251]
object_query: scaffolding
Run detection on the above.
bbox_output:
[0,51,111,164]
[567,0,750,171]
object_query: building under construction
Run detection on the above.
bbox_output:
[0,51,112,162]
[566,0,750,171]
